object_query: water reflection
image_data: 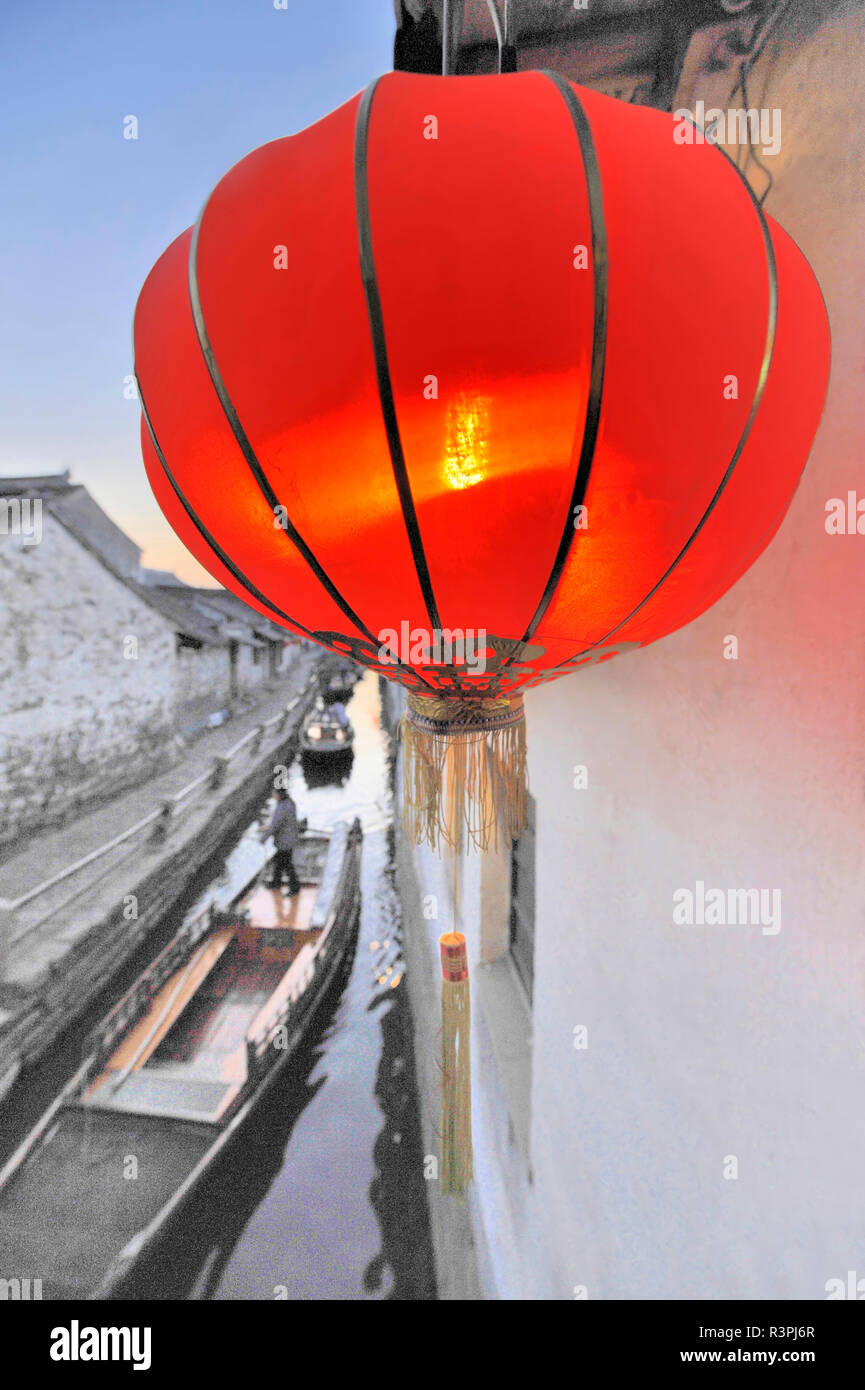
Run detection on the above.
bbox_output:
[289,669,394,836]
[182,671,393,923]
[300,750,354,788]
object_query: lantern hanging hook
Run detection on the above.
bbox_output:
[486,0,518,73]
[443,1,517,76]
[441,0,463,75]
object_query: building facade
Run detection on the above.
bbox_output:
[395,0,865,1299]
[0,474,303,844]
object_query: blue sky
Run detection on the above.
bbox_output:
[0,0,395,580]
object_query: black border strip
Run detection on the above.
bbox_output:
[354,78,443,634]
[552,123,779,671]
[187,210,373,643]
[137,377,316,638]
[496,71,608,680]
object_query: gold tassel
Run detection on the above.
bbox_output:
[400,692,528,852]
[439,931,472,1195]
[399,693,527,1196]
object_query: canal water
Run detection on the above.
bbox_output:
[2,670,437,1301]
[137,670,436,1300]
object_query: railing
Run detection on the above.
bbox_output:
[244,944,322,1082]
[87,899,215,1070]
[0,680,316,951]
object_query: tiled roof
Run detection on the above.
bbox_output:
[1,472,299,648]
[190,588,295,644]
[0,470,72,495]
[143,586,228,646]
[139,567,189,588]
[1,472,254,647]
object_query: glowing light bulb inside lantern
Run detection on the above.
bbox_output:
[443,395,489,491]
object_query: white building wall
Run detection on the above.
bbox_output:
[437,0,865,1300]
[0,512,177,840]
[175,643,231,707]
[235,641,269,693]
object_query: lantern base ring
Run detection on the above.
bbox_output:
[405,691,524,736]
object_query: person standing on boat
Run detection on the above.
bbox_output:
[260,788,302,895]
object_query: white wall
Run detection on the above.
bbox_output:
[464,0,865,1299]
[0,512,177,840]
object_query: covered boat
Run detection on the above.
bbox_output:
[300,701,355,757]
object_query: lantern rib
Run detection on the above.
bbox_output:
[553,128,779,672]
[185,213,384,652]
[135,377,317,640]
[353,78,446,647]
[496,71,609,682]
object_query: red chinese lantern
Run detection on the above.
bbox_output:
[136,71,829,1190]
[136,70,829,838]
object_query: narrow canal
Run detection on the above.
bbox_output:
[141,670,435,1300]
[2,670,437,1301]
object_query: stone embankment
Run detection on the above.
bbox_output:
[0,667,319,1094]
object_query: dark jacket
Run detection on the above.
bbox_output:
[262,796,301,851]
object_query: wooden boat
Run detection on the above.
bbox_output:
[300,702,355,757]
[0,818,362,1300]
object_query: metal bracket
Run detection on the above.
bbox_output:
[441,0,465,74]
